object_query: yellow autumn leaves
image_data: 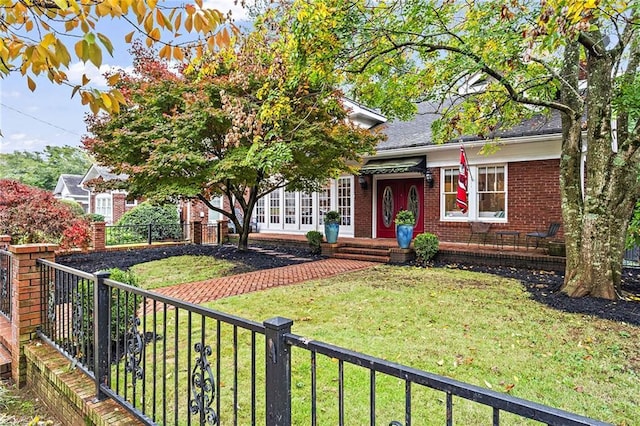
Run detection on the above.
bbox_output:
[0,0,234,114]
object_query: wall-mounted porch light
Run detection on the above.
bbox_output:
[358,175,368,190]
[425,169,434,188]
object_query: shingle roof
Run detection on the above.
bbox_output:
[377,102,563,151]
[56,174,88,197]
[94,165,128,181]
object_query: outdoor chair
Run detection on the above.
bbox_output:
[525,222,561,249]
[468,221,491,245]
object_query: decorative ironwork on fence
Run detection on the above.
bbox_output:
[0,249,11,319]
[35,259,609,426]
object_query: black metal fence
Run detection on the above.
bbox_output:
[36,260,609,425]
[623,245,640,266]
[0,249,11,319]
[105,223,191,246]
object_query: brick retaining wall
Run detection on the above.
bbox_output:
[24,342,141,425]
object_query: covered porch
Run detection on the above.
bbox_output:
[243,233,566,273]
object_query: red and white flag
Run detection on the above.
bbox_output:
[456,146,469,213]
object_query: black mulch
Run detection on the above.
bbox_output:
[427,261,640,326]
[56,243,323,275]
[57,244,640,326]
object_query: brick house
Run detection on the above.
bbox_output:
[252,101,564,243]
[80,164,138,224]
[53,174,90,213]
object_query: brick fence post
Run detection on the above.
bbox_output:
[8,243,57,387]
[0,235,10,250]
[91,222,106,252]
[191,221,203,245]
[218,220,229,245]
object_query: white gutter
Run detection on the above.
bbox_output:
[365,133,563,160]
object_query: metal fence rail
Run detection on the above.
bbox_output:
[105,223,190,246]
[285,333,608,426]
[37,258,266,425]
[35,259,609,425]
[0,249,12,319]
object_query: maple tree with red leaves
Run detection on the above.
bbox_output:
[0,179,91,250]
[84,31,382,251]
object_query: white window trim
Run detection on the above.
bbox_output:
[440,164,508,223]
[252,176,354,236]
[95,193,113,224]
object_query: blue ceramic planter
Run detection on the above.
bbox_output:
[325,222,340,244]
[396,224,414,249]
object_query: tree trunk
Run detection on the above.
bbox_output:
[237,227,250,251]
[562,213,626,299]
[559,38,636,300]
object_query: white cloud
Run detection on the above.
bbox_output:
[0,133,48,153]
[2,90,21,98]
[203,0,249,20]
[67,62,134,88]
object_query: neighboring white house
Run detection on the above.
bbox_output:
[80,164,135,224]
[53,174,90,212]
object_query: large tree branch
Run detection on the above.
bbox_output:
[348,39,578,116]
[577,32,606,58]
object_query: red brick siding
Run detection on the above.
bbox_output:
[112,193,127,223]
[354,176,373,237]
[89,194,96,215]
[190,200,209,223]
[423,159,562,243]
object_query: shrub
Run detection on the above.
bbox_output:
[115,202,182,241]
[0,179,91,249]
[59,198,85,216]
[75,268,142,344]
[85,213,105,222]
[306,230,323,254]
[627,200,640,249]
[394,210,415,225]
[414,233,439,263]
[106,268,142,338]
[324,210,340,224]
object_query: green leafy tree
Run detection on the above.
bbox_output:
[285,0,640,299]
[84,28,381,250]
[0,146,91,190]
[114,202,182,242]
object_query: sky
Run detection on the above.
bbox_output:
[0,0,249,154]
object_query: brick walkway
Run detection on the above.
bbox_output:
[151,258,378,306]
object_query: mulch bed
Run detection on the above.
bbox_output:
[57,244,640,326]
[56,243,323,274]
[430,261,640,326]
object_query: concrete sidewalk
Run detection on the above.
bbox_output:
[151,258,378,305]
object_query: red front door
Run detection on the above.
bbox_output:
[376,179,424,238]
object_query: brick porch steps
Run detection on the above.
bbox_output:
[334,252,390,263]
[0,342,10,380]
[324,239,401,263]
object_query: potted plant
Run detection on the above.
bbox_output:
[394,210,415,249]
[324,210,341,244]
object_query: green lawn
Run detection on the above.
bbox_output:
[120,263,638,424]
[205,265,639,425]
[130,255,241,289]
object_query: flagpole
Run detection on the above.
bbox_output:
[460,143,473,182]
